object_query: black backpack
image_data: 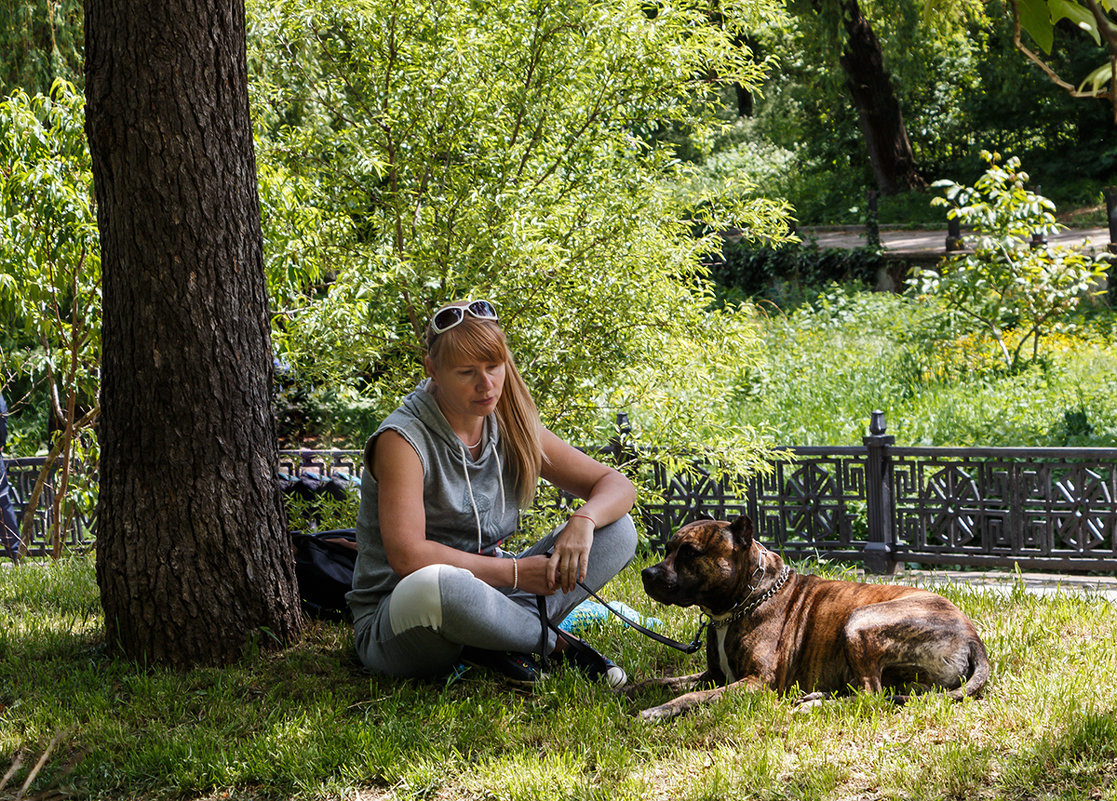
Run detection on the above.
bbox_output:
[291,528,358,621]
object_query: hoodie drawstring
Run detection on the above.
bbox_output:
[492,448,506,520]
[459,442,484,554]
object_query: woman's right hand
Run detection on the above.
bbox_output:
[513,554,557,596]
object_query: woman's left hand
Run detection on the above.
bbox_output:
[549,515,595,593]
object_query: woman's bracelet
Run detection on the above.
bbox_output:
[570,512,597,528]
[511,557,519,591]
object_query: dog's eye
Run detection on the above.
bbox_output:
[678,542,701,559]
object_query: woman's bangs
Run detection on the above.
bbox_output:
[435,319,507,366]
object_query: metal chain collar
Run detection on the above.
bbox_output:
[707,565,793,629]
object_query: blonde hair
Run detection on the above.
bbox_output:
[426,313,543,507]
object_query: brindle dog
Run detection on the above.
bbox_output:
[633,516,990,721]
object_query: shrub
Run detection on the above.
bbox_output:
[910,151,1109,372]
[710,240,882,306]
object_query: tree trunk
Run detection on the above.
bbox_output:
[85,0,303,665]
[837,0,925,194]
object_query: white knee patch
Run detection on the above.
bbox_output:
[388,564,447,635]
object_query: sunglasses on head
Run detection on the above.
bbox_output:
[429,299,499,336]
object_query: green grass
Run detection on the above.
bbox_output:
[730,287,1117,447]
[3,554,1117,800]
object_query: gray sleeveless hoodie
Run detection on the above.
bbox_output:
[346,379,520,623]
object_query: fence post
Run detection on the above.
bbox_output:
[866,190,880,250]
[862,410,898,574]
[1104,187,1117,306]
[1106,187,1117,255]
[945,216,964,252]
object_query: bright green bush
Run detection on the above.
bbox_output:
[0,81,99,447]
[248,0,791,479]
[911,151,1109,372]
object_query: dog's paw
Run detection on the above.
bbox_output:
[791,692,828,714]
[638,703,679,722]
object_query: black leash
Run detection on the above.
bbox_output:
[535,581,707,661]
[576,579,707,654]
[532,550,706,664]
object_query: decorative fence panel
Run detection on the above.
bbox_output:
[890,447,1117,571]
[5,457,96,555]
[7,417,1117,573]
[638,448,871,563]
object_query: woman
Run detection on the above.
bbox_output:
[347,299,638,686]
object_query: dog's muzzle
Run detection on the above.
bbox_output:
[641,563,677,603]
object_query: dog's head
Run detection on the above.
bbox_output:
[641,515,772,615]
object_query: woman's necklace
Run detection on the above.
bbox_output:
[459,428,483,450]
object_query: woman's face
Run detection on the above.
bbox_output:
[428,355,506,422]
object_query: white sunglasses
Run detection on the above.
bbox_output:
[429,300,499,336]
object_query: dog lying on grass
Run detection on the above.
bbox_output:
[631,516,990,721]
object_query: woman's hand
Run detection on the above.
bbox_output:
[514,554,559,595]
[548,515,595,593]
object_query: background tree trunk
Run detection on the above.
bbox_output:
[85,0,303,665]
[837,0,925,194]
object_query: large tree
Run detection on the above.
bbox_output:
[833,0,925,193]
[791,0,925,194]
[85,0,302,665]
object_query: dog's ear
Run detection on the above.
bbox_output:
[728,515,754,547]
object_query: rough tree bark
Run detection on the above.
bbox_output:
[85,0,303,665]
[837,0,925,194]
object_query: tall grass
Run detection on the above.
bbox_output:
[3,554,1117,800]
[730,286,1117,447]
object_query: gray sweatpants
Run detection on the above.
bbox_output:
[353,515,638,679]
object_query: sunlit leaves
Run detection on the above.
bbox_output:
[247,0,790,478]
[0,81,99,407]
[913,151,1108,371]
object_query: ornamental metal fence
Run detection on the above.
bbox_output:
[4,456,97,555]
[7,412,1117,574]
[632,412,1117,574]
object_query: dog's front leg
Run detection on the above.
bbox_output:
[625,670,713,698]
[638,676,763,722]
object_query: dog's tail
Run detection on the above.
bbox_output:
[947,638,991,701]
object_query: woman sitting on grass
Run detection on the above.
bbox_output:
[347,299,637,686]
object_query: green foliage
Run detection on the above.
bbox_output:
[0,82,99,550]
[0,0,83,97]
[0,82,99,377]
[730,287,923,445]
[730,0,1117,225]
[1010,0,1117,120]
[728,283,1117,447]
[282,484,361,534]
[911,151,1109,371]
[247,0,791,477]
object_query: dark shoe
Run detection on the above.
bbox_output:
[554,635,627,689]
[460,647,544,686]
